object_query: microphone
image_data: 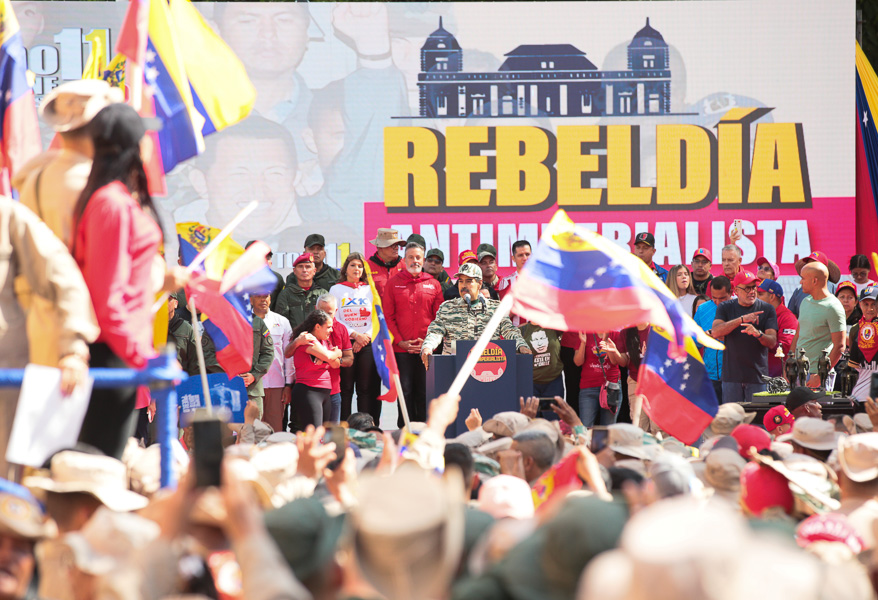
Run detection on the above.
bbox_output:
[463,292,472,310]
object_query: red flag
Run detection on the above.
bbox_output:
[531,452,580,510]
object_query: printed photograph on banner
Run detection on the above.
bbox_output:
[20,1,853,286]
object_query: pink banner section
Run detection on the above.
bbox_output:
[364,198,856,278]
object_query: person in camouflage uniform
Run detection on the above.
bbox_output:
[276,252,328,331]
[421,263,531,367]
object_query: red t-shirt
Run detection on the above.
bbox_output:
[293,340,333,389]
[328,319,352,395]
[579,332,623,388]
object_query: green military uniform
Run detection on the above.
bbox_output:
[423,297,528,356]
[167,315,199,376]
[434,268,454,292]
[275,281,328,331]
[285,265,339,299]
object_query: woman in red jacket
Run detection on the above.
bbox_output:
[72,104,181,458]
[290,310,342,428]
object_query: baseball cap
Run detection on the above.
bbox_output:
[756,257,780,279]
[836,432,878,482]
[860,285,878,301]
[455,263,483,281]
[691,248,712,262]
[0,482,53,540]
[476,243,497,261]
[758,279,784,299]
[763,405,795,434]
[633,232,655,248]
[304,234,325,248]
[88,103,156,152]
[729,424,771,459]
[740,462,794,517]
[795,250,841,283]
[785,387,825,413]
[835,280,857,298]
[407,234,427,249]
[796,514,865,554]
[293,252,314,268]
[458,250,478,266]
[426,248,445,262]
[732,270,760,288]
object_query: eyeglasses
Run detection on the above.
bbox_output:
[737,285,758,293]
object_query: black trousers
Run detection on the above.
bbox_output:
[292,383,331,430]
[77,343,139,459]
[560,345,582,417]
[396,352,427,427]
[340,343,382,423]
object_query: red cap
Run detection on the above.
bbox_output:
[732,270,760,289]
[803,251,828,267]
[458,250,478,266]
[691,248,712,262]
[740,462,794,516]
[730,424,771,459]
[796,514,865,553]
[762,405,795,434]
[293,252,313,267]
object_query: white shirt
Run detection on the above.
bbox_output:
[329,283,374,335]
[261,310,294,389]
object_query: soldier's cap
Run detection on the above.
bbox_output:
[406,234,426,249]
[304,234,325,249]
[477,243,497,261]
[293,252,314,268]
[455,263,482,281]
[426,248,444,262]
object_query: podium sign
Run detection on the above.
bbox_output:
[426,339,533,437]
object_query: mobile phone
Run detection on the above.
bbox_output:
[732,219,742,236]
[870,373,878,401]
[590,426,609,453]
[537,397,556,412]
[192,415,224,488]
[323,426,346,471]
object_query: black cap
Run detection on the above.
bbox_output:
[406,234,426,249]
[88,103,149,152]
[784,387,825,413]
[634,232,655,248]
[304,234,325,249]
[426,248,444,262]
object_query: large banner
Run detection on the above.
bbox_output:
[18,1,854,279]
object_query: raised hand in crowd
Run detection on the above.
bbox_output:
[323,446,357,508]
[866,397,878,432]
[295,425,338,479]
[465,408,482,431]
[161,264,191,294]
[376,432,399,475]
[519,396,539,419]
[427,393,461,435]
[550,396,583,428]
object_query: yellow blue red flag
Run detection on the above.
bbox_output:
[856,42,878,270]
[365,265,399,403]
[510,209,722,355]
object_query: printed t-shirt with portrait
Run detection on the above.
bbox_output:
[519,324,563,384]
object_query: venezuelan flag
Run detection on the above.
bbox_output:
[856,42,878,276]
[637,327,718,444]
[0,0,41,195]
[511,210,722,354]
[176,222,244,280]
[531,452,580,510]
[366,265,399,403]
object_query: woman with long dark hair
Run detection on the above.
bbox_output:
[290,309,342,428]
[328,252,381,422]
[72,103,184,458]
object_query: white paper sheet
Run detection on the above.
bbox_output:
[6,364,94,468]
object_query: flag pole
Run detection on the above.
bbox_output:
[392,373,412,433]
[445,294,514,399]
[152,201,258,314]
[188,297,213,415]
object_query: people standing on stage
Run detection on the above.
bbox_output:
[632,232,667,282]
[366,228,405,300]
[316,294,353,424]
[756,279,799,379]
[250,292,294,433]
[689,248,713,296]
[276,252,327,331]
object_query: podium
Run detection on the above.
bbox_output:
[426,339,533,437]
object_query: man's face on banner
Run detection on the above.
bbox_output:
[218,4,309,78]
[202,136,297,241]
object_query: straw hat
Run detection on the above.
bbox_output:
[39,79,124,133]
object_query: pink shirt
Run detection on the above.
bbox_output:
[74,182,161,368]
[293,341,332,389]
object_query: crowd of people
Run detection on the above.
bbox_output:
[1,79,878,600]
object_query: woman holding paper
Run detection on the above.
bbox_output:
[289,309,342,428]
[72,103,185,459]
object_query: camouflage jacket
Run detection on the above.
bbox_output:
[423,297,527,355]
[275,282,328,330]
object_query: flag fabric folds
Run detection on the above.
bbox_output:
[365,266,399,403]
[0,0,41,196]
[856,42,878,272]
[510,209,722,355]
[176,222,245,280]
[531,451,580,510]
[116,0,255,174]
[637,327,719,444]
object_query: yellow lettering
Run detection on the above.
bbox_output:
[557,125,603,207]
[717,120,745,205]
[656,125,715,206]
[747,123,811,205]
[384,127,441,208]
[445,127,492,208]
[607,126,653,206]
[496,126,553,208]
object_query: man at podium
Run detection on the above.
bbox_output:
[421,263,531,368]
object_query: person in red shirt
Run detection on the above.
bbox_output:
[366,228,405,300]
[496,240,532,326]
[383,242,444,425]
[574,331,624,427]
[287,310,341,429]
[756,279,799,378]
[316,294,353,424]
[73,103,187,459]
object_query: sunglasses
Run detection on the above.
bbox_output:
[737,285,758,293]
